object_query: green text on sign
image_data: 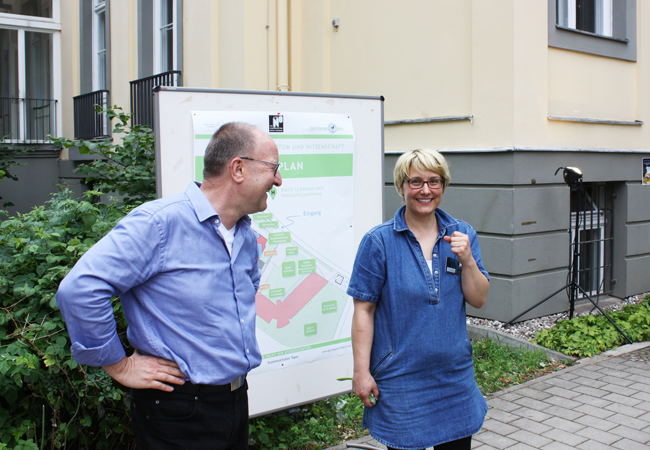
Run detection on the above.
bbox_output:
[277,154,352,179]
[298,259,316,274]
[304,323,318,336]
[259,221,278,229]
[299,259,315,269]
[253,213,273,221]
[269,232,291,244]
[194,153,352,181]
[322,301,337,314]
[286,246,299,256]
[282,261,296,277]
[269,288,285,298]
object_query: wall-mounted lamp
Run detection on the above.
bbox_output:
[555,166,583,188]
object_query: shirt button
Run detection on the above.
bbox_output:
[241,319,245,324]
[434,271,438,274]
[246,349,250,354]
[433,254,437,257]
[214,219,219,225]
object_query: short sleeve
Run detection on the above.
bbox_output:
[347,232,387,303]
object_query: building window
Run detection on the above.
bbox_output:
[557,0,613,37]
[93,0,107,90]
[0,0,60,143]
[548,0,636,61]
[153,0,177,73]
[0,0,52,18]
[570,184,613,299]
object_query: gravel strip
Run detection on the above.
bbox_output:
[467,292,649,342]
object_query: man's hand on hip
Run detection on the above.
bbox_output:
[103,351,187,392]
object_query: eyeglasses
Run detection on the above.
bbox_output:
[240,156,281,176]
[403,178,444,189]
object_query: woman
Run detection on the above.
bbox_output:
[348,149,489,450]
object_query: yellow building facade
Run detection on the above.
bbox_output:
[3,0,649,320]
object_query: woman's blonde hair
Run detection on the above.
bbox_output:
[393,149,451,199]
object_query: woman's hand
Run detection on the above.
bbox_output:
[443,231,473,264]
[444,231,489,308]
[351,299,379,407]
[353,371,379,407]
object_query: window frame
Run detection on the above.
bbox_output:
[92,0,107,90]
[153,0,178,74]
[548,0,636,62]
[558,0,614,37]
[0,0,61,141]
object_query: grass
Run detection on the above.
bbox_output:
[473,338,570,394]
[249,337,566,449]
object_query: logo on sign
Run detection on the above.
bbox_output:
[269,115,284,132]
[328,123,337,133]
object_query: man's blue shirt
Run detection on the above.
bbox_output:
[56,182,262,385]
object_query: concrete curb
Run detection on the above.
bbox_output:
[466,324,577,363]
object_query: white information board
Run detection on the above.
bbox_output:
[153,87,384,416]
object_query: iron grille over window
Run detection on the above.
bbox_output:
[73,90,110,140]
[0,97,57,143]
[570,183,614,301]
[129,71,181,130]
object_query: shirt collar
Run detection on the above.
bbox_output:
[393,205,459,235]
[184,182,252,229]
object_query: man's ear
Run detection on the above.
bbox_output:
[230,157,246,183]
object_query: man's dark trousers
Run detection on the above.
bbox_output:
[131,381,249,449]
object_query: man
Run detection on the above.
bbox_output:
[56,122,282,449]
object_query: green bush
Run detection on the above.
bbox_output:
[0,106,155,449]
[0,190,133,449]
[249,393,364,450]
[51,106,156,208]
[535,297,650,357]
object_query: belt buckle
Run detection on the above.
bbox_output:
[230,375,245,391]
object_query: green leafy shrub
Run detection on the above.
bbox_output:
[0,105,154,448]
[0,190,133,449]
[535,297,650,357]
[249,393,365,450]
[51,106,156,208]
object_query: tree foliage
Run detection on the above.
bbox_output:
[0,106,155,449]
[51,106,156,208]
[0,190,133,449]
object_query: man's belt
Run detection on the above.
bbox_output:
[170,375,246,394]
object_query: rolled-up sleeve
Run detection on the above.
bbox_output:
[56,210,162,367]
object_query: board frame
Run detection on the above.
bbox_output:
[152,87,384,416]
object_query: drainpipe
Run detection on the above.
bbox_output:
[277,0,289,91]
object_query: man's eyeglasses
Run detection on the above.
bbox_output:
[240,157,281,176]
[403,178,444,190]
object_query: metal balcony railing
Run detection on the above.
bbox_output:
[130,70,181,130]
[73,90,110,140]
[0,97,58,143]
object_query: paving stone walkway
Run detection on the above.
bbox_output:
[326,342,650,450]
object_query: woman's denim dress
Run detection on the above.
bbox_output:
[347,206,489,449]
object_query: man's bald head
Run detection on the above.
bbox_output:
[203,122,260,179]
